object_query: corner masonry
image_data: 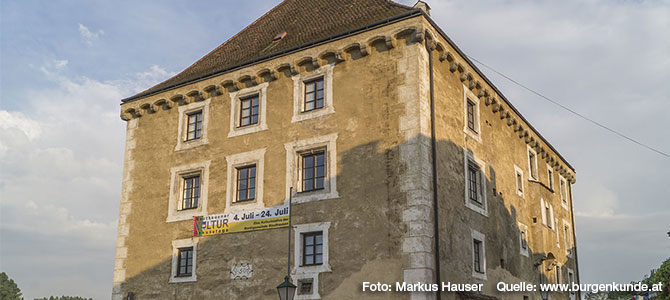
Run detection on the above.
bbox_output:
[397,33,436,300]
[112,118,138,300]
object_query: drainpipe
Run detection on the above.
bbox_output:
[427,39,442,300]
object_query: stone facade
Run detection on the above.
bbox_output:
[114,9,579,300]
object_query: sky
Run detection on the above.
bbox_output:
[0,0,668,299]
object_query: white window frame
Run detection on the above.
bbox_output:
[559,175,569,209]
[292,222,331,300]
[471,229,487,280]
[464,150,488,216]
[514,165,525,198]
[291,65,334,123]
[175,99,210,151]
[563,219,573,257]
[547,165,555,191]
[228,82,269,137]
[527,145,538,180]
[167,161,210,222]
[463,86,482,142]
[170,237,199,283]
[225,148,266,213]
[518,222,529,257]
[284,134,339,204]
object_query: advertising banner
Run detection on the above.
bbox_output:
[193,204,289,237]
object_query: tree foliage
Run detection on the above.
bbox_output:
[653,257,670,300]
[0,272,24,300]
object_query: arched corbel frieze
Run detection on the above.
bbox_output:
[139,103,156,114]
[124,107,142,119]
[295,56,319,70]
[120,112,131,121]
[256,69,277,83]
[500,111,509,120]
[186,90,205,102]
[342,42,369,58]
[237,75,258,88]
[275,63,298,77]
[318,50,345,64]
[492,103,502,113]
[154,99,172,110]
[507,118,516,127]
[170,94,187,106]
[367,35,395,50]
[203,85,221,98]
[221,80,240,92]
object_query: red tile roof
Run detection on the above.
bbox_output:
[123,0,414,102]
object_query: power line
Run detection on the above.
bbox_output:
[467,56,669,159]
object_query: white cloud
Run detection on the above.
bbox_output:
[0,62,171,300]
[78,23,104,45]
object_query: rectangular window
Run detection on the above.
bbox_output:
[468,163,482,204]
[521,231,528,250]
[466,99,476,132]
[564,224,572,248]
[516,172,523,193]
[304,77,325,112]
[302,231,323,266]
[239,94,260,127]
[186,111,203,141]
[298,278,314,295]
[181,175,200,210]
[548,167,554,190]
[560,177,568,204]
[176,247,193,277]
[556,266,561,284]
[528,150,537,179]
[302,151,326,192]
[473,239,483,273]
[236,165,256,202]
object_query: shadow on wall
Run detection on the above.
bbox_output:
[115,137,576,300]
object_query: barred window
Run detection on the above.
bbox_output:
[186,111,202,141]
[176,247,193,277]
[181,175,200,210]
[468,163,482,204]
[239,95,259,127]
[304,77,325,112]
[473,239,483,273]
[466,99,476,132]
[236,165,256,202]
[302,151,326,192]
[302,231,323,266]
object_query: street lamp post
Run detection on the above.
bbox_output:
[276,187,297,300]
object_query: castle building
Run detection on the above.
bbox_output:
[113,1,580,299]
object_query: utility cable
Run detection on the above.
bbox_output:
[467,56,669,158]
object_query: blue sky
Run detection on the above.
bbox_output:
[1,0,669,299]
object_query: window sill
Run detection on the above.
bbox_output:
[291,106,335,123]
[175,138,208,152]
[463,127,482,143]
[466,201,488,217]
[228,123,268,138]
[169,276,197,283]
